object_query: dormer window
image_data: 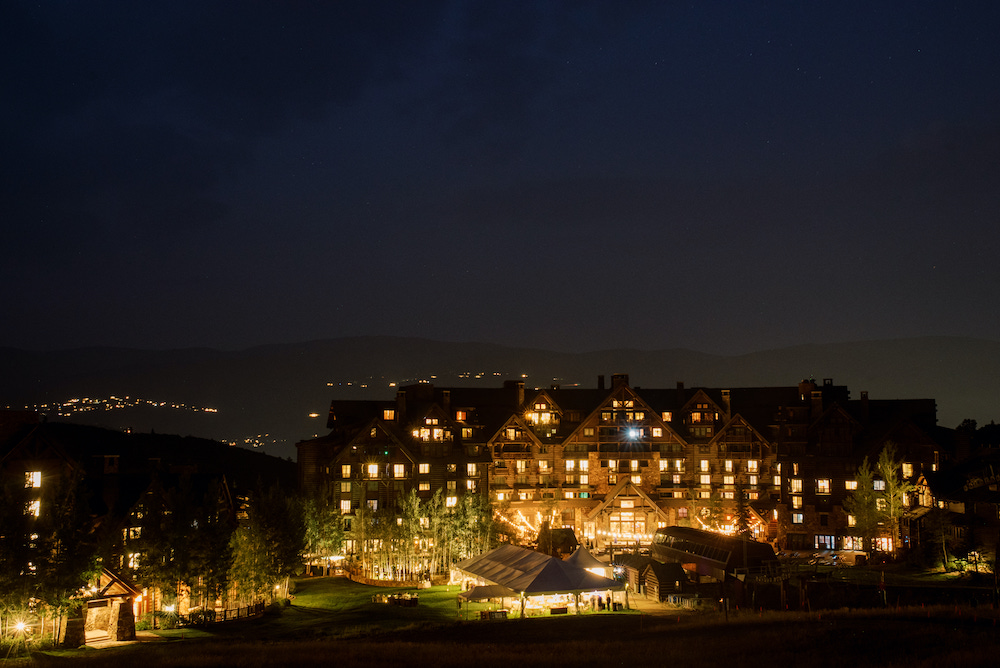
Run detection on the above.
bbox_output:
[383,409,395,421]
[455,410,467,421]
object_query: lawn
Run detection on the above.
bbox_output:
[17,576,1000,667]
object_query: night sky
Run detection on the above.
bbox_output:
[4,2,999,355]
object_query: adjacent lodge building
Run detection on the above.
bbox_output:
[298,374,978,561]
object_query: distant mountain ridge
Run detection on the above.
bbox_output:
[2,336,998,460]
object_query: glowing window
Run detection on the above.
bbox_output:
[631,474,641,484]
[747,460,759,473]
[25,471,41,488]
[579,474,589,485]
[462,427,473,438]
[455,410,467,421]
[466,480,476,491]
[652,427,662,438]
[341,465,351,478]
[340,500,351,514]
[383,409,395,421]
[662,412,672,422]
[419,463,430,474]
[25,499,40,517]
[873,480,886,491]
[792,513,804,524]
[700,474,711,485]
[724,475,735,487]
[393,464,405,479]
[845,480,857,490]
[659,459,669,472]
[631,460,639,471]
[700,460,710,472]
[790,478,803,493]
[419,482,430,491]
[340,482,351,493]
[816,478,831,494]
[725,460,734,473]
[367,464,379,479]
[792,495,802,509]
[467,463,478,476]
[566,460,575,472]
[749,475,758,485]
[847,514,856,526]
[579,460,589,471]
[902,462,913,478]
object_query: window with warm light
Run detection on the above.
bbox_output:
[816,478,831,494]
[631,474,641,484]
[447,480,457,491]
[773,475,782,486]
[700,459,710,472]
[747,459,759,473]
[792,513,804,524]
[723,475,735,487]
[466,480,476,491]
[462,427,473,438]
[874,480,886,491]
[455,410,467,421]
[659,459,669,472]
[790,478,803,493]
[652,427,662,437]
[672,474,681,484]
[25,499,40,517]
[579,460,589,472]
[580,474,589,485]
[566,460,575,472]
[749,475,758,485]
[902,462,913,478]
[383,409,395,421]
[419,482,430,491]
[725,460,734,472]
[467,463,477,476]
[662,411,672,421]
[340,482,351,493]
[341,464,351,478]
[425,417,438,425]
[25,471,41,488]
[393,464,405,479]
[367,464,379,479]
[583,427,595,437]
[845,480,857,490]
[674,459,684,471]
[516,460,527,473]
[538,460,550,473]
[847,514,856,526]
[630,459,639,471]
[792,495,802,509]
[700,474,711,485]
[340,500,351,514]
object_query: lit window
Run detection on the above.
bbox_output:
[516,460,527,473]
[652,427,662,438]
[25,471,41,488]
[456,410,467,421]
[383,409,395,421]
[367,464,379,479]
[631,474,641,484]
[659,459,669,472]
[462,427,473,438]
[419,463,430,474]
[672,474,681,484]
[506,428,517,440]
[699,491,711,499]
[496,492,506,501]
[535,402,547,410]
[340,482,351,493]
[467,463,478,476]
[816,478,831,494]
[433,428,443,441]
[845,480,858,490]
[873,480,886,491]
[538,460,550,472]
[466,480,476,491]
[662,412,672,422]
[700,474,711,486]
[749,475,758,485]
[25,499,40,517]
[579,460,589,471]
[447,480,457,491]
[579,474,589,485]
[583,427,595,437]
[747,460,759,473]
[876,498,887,511]
[340,500,351,514]
[701,460,710,472]
[393,464,406,479]
[723,491,734,499]
[725,460,734,472]
[902,462,913,478]
[367,500,378,511]
[518,491,530,501]
[773,475,781,486]
[419,482,430,491]
[724,475,735,487]
[341,465,351,478]
[847,514,856,527]
[566,460,576,472]
[792,513,804,524]
[674,459,684,471]
[792,495,802,509]
[631,460,639,471]
[790,478,803,493]
[425,417,438,425]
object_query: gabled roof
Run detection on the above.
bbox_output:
[585,478,670,523]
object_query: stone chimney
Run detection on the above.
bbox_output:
[811,390,824,418]
[395,390,407,422]
[442,389,450,415]
[611,373,629,388]
[597,375,605,390]
[860,391,869,422]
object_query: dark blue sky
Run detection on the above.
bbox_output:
[4,1,999,354]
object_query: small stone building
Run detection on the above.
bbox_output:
[85,569,138,643]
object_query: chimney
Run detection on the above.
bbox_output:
[811,390,824,418]
[442,389,450,415]
[721,389,731,417]
[597,375,605,390]
[611,373,629,389]
[396,390,407,422]
[677,381,684,391]
[516,381,525,407]
[860,391,869,421]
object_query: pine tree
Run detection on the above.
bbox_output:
[844,457,880,556]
